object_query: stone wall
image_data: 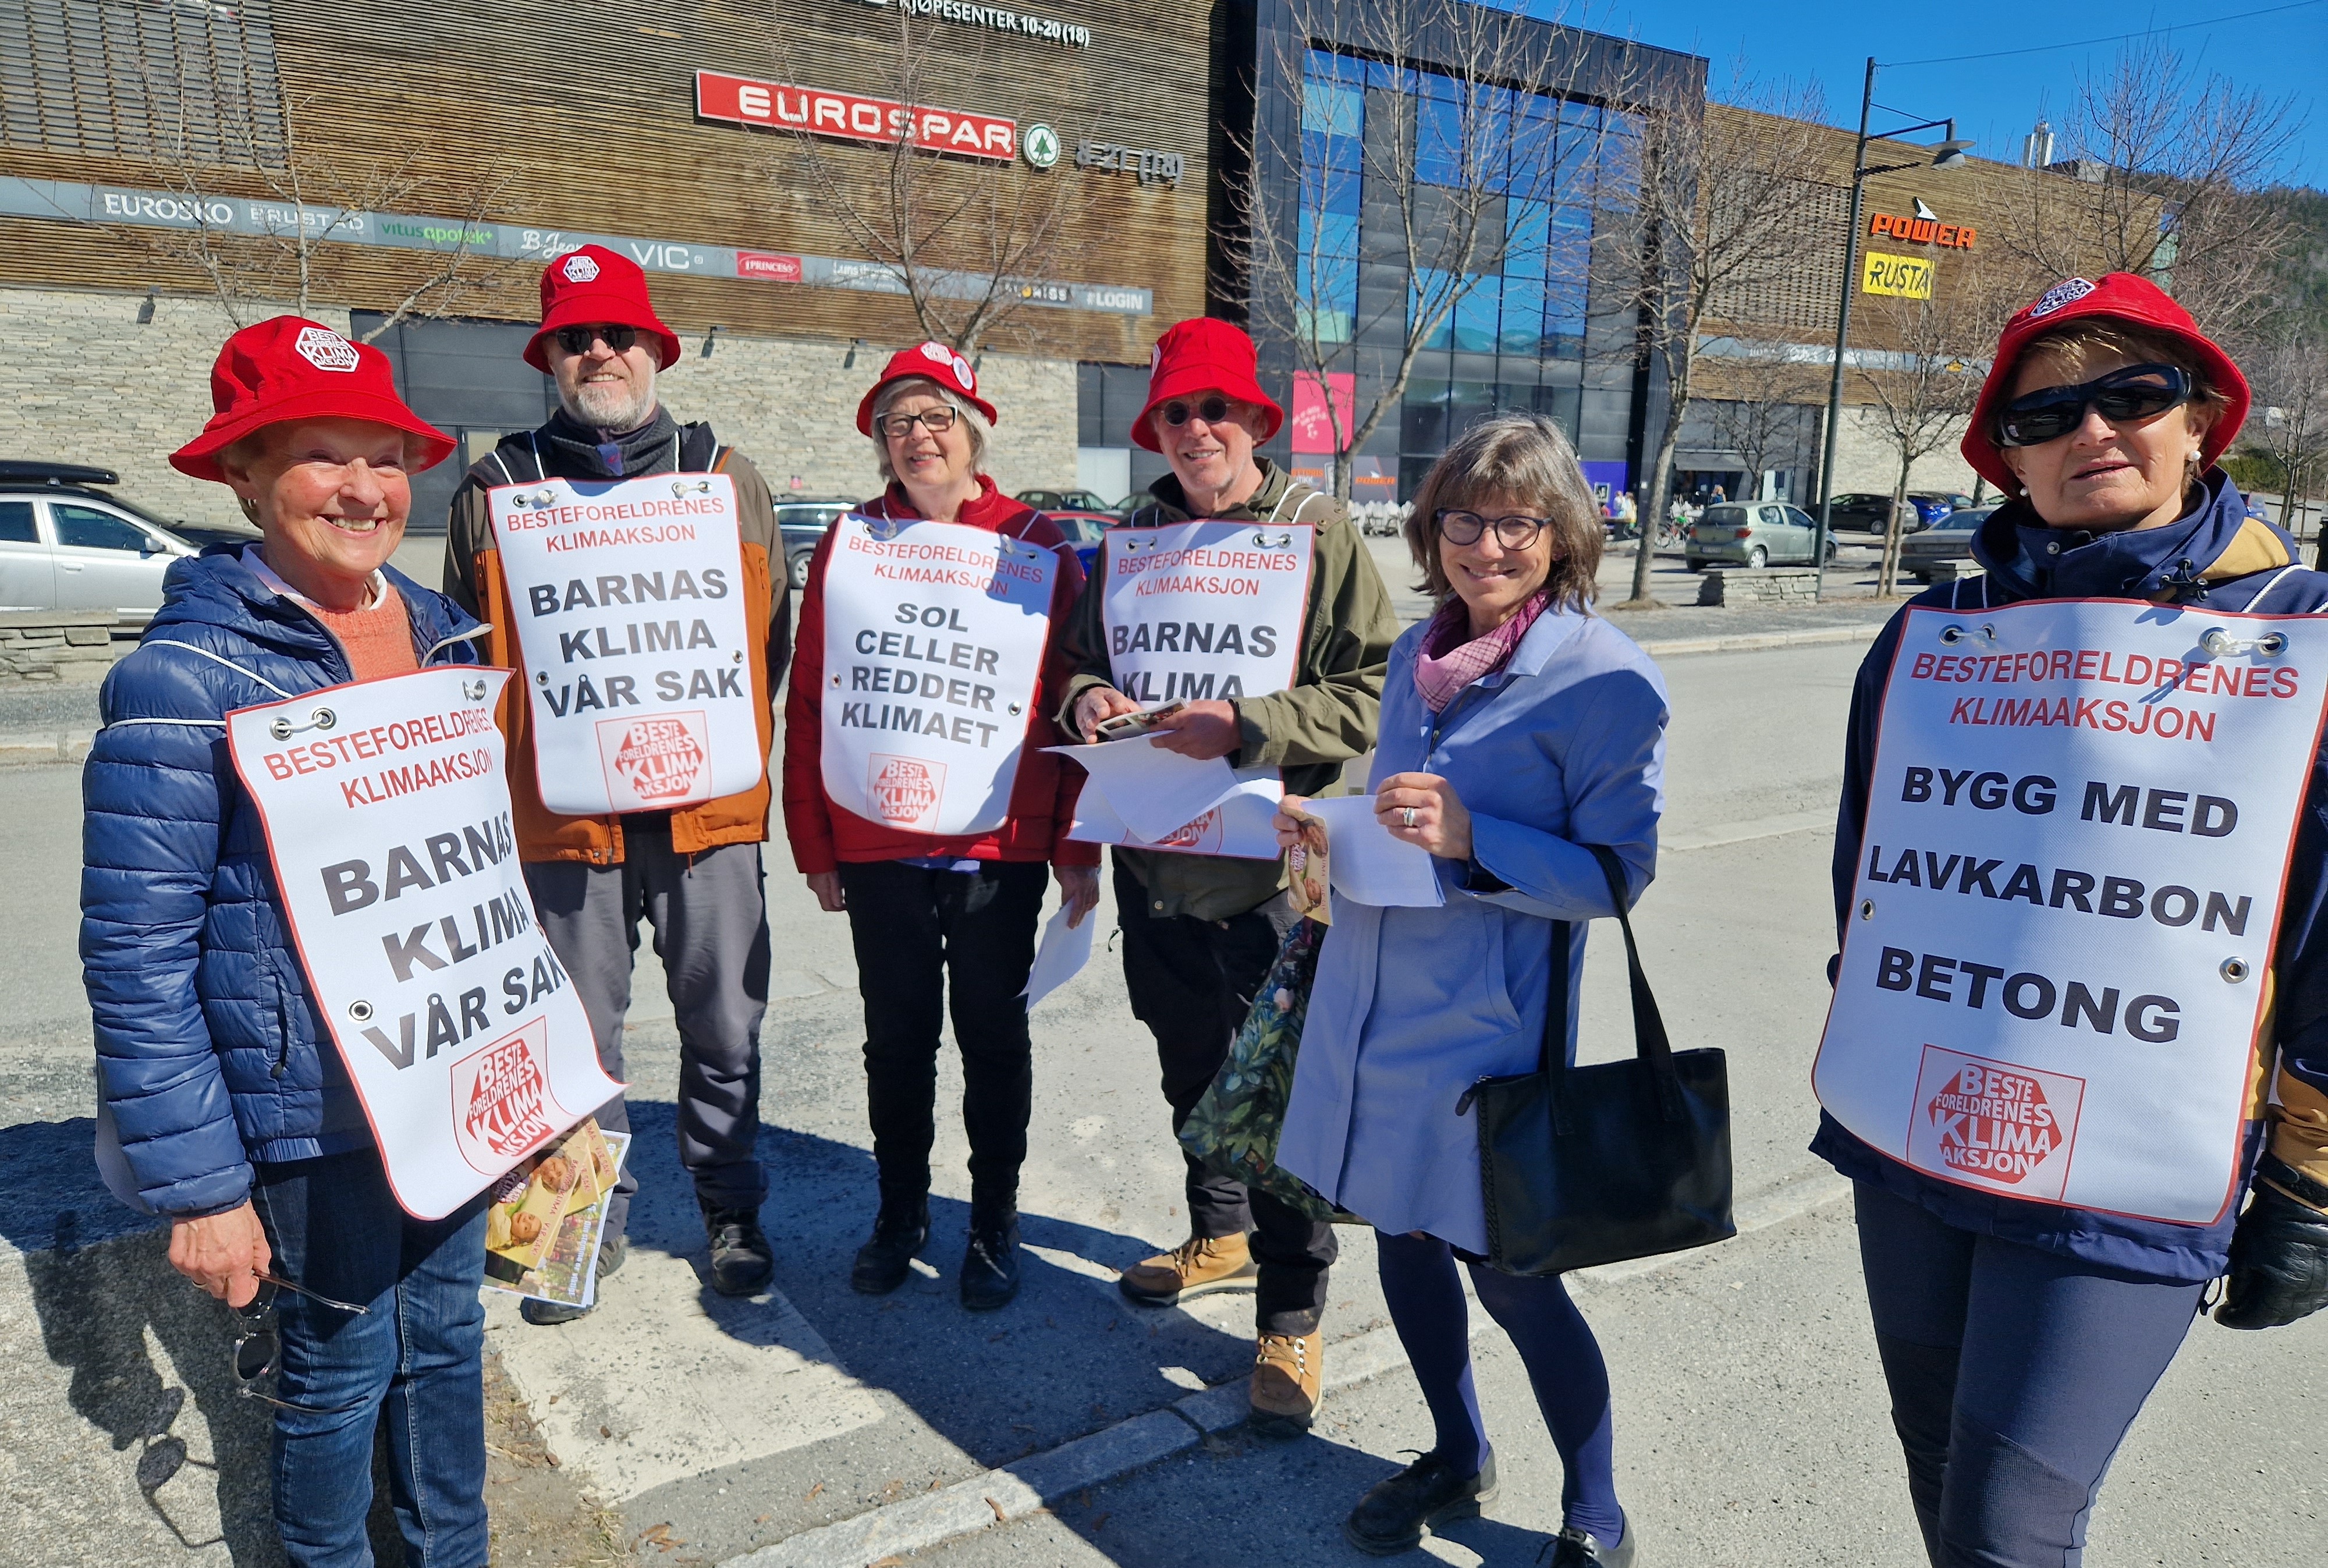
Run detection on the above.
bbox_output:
[0,285,1084,523]
[1825,405,1984,498]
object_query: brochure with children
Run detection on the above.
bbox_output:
[481,1118,629,1310]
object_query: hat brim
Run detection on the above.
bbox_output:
[1963,306,2252,495]
[525,293,684,372]
[855,373,1000,437]
[169,389,457,483]
[1130,367,1284,453]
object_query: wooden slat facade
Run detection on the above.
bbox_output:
[0,0,1214,361]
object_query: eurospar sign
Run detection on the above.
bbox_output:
[697,70,1016,162]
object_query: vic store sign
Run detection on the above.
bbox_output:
[695,70,1016,162]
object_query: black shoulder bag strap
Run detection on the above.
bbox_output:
[1539,845,1685,1134]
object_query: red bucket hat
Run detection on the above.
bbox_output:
[1132,318,1283,453]
[854,342,1000,435]
[1961,272,2251,495]
[523,244,682,373]
[169,316,455,483]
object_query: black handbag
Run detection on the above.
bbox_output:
[1463,843,1734,1276]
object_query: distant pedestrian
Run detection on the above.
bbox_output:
[1060,318,1400,1433]
[1274,413,1665,1565]
[1820,273,2328,1566]
[442,246,790,1318]
[86,318,491,1564]
[782,344,1098,1311]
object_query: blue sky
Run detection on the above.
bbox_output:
[1558,1,2326,187]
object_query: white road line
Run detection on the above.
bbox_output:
[1664,810,1834,852]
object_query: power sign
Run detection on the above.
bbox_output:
[1814,599,2328,1224]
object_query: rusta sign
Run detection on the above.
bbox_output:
[1869,199,1977,250]
[696,70,1015,162]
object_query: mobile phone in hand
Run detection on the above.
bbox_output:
[1095,700,1188,740]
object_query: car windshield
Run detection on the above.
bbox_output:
[1938,509,1994,531]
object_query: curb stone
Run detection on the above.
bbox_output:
[1636,623,1886,659]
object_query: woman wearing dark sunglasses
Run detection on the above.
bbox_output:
[1819,272,2328,1567]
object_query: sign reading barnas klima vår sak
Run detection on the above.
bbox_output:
[489,474,763,815]
[819,515,1056,835]
[227,668,619,1220]
[1814,599,2328,1225]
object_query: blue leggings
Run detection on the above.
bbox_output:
[1854,1183,2204,1568]
[1375,1230,1623,1544]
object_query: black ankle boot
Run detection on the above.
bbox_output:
[702,1203,775,1297]
[1343,1450,1497,1556]
[851,1198,929,1295]
[960,1214,1021,1311]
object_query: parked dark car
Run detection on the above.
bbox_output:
[1042,512,1109,576]
[1017,487,1129,518]
[774,498,854,589]
[1899,505,1999,583]
[0,459,221,628]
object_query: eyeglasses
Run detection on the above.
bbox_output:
[1436,509,1550,549]
[876,407,960,439]
[1159,395,1234,428]
[553,325,638,356]
[231,1273,371,1417]
[1996,363,2192,448]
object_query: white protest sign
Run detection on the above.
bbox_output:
[1814,599,2328,1225]
[226,668,619,1220]
[1069,764,1283,860]
[818,515,1057,836]
[1100,520,1311,705]
[488,474,762,815]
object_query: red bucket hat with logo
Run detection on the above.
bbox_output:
[523,244,683,373]
[169,316,456,483]
[855,342,1000,435]
[1132,318,1283,453]
[1961,272,2250,495]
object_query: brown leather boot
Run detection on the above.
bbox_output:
[1117,1233,1258,1307]
[1248,1330,1323,1436]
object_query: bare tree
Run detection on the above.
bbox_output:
[1997,36,2302,347]
[1700,342,1825,501]
[2242,327,2327,554]
[1603,84,1829,607]
[1234,0,1617,502]
[766,8,1085,353]
[1855,286,2002,596]
[102,73,514,342]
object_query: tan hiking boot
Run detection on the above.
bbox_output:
[1249,1331,1323,1435]
[1117,1233,1258,1307]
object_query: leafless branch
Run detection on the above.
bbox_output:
[1853,279,2010,595]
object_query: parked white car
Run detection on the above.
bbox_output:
[0,462,204,629]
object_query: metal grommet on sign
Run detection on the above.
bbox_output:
[733,650,744,662]
[2201,627,2290,658]
[831,673,841,687]
[1939,625,1967,645]
[347,1000,374,1022]
[537,671,549,684]
[2221,957,2251,982]
[1008,702,1022,715]
[463,679,488,701]
[267,706,337,740]
[1859,899,1875,920]
[311,707,336,732]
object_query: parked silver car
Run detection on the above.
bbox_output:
[1685,502,1839,570]
[1900,505,1999,583]
[0,462,203,629]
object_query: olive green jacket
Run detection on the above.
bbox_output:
[1057,460,1400,919]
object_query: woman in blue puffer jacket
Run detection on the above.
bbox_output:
[1820,274,2328,1567]
[83,317,491,1566]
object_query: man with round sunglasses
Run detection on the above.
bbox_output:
[1057,317,1400,1434]
[1818,272,2328,1566]
[442,245,792,1320]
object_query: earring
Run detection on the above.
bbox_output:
[236,495,260,524]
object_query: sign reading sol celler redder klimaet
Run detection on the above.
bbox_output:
[1813,598,2328,1225]
[225,667,619,1220]
[818,515,1057,837]
[488,474,765,816]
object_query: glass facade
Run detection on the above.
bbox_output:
[1296,48,1626,495]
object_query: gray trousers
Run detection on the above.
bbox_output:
[523,821,771,1240]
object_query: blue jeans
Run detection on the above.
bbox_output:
[251,1148,490,1567]
[1854,1182,2203,1568]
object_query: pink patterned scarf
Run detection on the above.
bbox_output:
[1413,590,1551,713]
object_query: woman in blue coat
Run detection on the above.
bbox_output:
[1820,274,2328,1567]
[1276,413,1667,1565]
[83,317,492,1566]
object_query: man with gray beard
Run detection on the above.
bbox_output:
[443,245,789,1323]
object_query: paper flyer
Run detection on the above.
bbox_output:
[1283,804,1331,924]
[482,1119,630,1310]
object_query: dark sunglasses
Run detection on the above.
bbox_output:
[553,325,638,356]
[231,1273,371,1417]
[876,406,960,439]
[1436,509,1549,549]
[1159,395,1234,428]
[1996,363,2192,448]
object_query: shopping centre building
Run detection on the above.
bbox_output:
[1,0,2075,534]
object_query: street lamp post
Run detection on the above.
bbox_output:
[1811,58,1972,600]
